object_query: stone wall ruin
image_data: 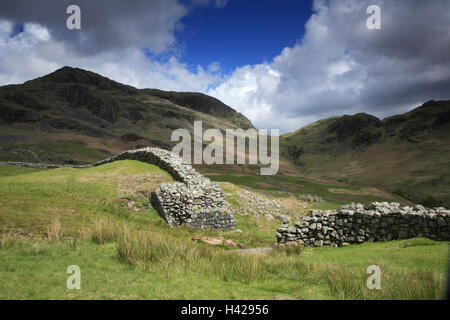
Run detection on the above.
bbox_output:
[0,147,236,230]
[276,202,450,247]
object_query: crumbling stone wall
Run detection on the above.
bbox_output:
[276,202,450,247]
[0,147,236,230]
[151,182,235,229]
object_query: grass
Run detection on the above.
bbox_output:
[282,137,450,207]
[47,217,63,243]
[207,172,401,206]
[0,160,172,236]
[0,229,447,299]
[0,161,448,299]
[37,139,111,162]
[0,165,46,178]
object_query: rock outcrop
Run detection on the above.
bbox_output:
[276,202,450,247]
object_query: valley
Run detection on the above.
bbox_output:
[0,67,449,300]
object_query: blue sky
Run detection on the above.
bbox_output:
[176,0,313,73]
[1,0,449,132]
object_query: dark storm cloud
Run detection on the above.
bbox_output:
[0,0,187,54]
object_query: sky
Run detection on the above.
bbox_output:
[0,0,449,133]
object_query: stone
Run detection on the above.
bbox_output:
[201,237,224,245]
[398,231,408,239]
[275,201,450,248]
[414,204,426,212]
[314,240,323,247]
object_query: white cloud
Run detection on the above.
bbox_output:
[208,0,450,133]
[214,0,228,9]
[0,19,222,93]
[208,63,281,129]
[1,0,449,135]
[191,0,228,9]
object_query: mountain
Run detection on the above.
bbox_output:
[0,66,254,164]
[281,100,450,207]
[1,67,449,206]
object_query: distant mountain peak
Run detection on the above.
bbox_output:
[36,66,122,89]
[0,66,255,153]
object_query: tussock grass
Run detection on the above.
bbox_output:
[116,228,272,284]
[28,242,50,255]
[0,232,16,249]
[0,217,447,299]
[272,244,303,256]
[91,217,123,244]
[46,217,62,243]
[325,264,446,300]
[68,236,78,250]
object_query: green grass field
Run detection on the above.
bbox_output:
[0,161,448,299]
[206,171,407,207]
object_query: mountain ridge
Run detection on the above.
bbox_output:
[0,66,254,163]
[281,100,450,206]
[1,67,449,206]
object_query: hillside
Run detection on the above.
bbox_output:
[1,67,449,207]
[281,100,450,207]
[0,66,254,164]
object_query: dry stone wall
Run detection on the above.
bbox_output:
[276,202,450,247]
[0,147,236,230]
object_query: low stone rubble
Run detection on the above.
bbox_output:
[276,202,450,247]
[191,235,245,248]
[227,188,302,224]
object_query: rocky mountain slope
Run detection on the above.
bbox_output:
[0,66,254,164]
[281,100,450,207]
[1,67,448,207]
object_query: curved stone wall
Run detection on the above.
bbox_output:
[0,147,236,230]
[276,202,450,247]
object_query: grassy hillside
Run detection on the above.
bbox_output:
[281,100,450,207]
[0,162,448,299]
[0,66,254,164]
[2,67,447,210]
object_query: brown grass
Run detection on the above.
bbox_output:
[325,264,446,300]
[328,187,395,199]
[115,226,277,284]
[0,232,16,249]
[278,196,308,214]
[46,217,62,243]
[254,182,277,189]
[91,217,123,244]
